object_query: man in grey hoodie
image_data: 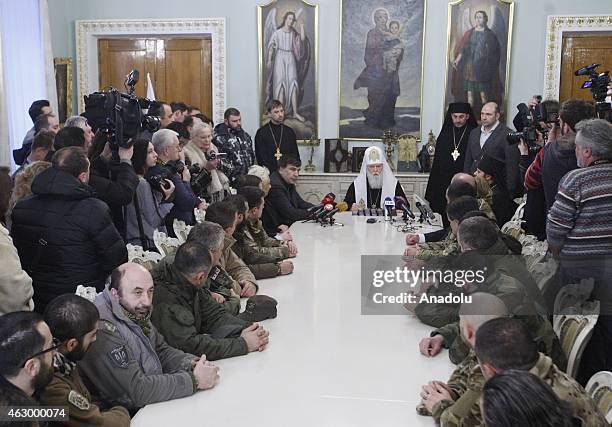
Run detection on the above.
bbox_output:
[78,262,219,412]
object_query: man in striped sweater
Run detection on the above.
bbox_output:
[546,118,612,385]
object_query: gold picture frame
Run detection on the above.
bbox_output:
[339,0,427,141]
[442,0,514,121]
[54,57,73,124]
[257,0,318,142]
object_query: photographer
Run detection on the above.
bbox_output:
[126,139,175,249]
[513,98,559,239]
[147,129,202,235]
[87,133,140,236]
[184,122,231,203]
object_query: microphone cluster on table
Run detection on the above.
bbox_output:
[304,193,348,226]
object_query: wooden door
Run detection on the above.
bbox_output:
[560,33,612,103]
[98,37,213,117]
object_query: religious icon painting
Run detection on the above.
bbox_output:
[323,139,350,173]
[444,0,514,120]
[339,0,426,140]
[351,147,368,172]
[258,0,318,141]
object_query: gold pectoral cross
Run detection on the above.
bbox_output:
[274,148,282,161]
[451,148,460,162]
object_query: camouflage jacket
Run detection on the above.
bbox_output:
[431,350,484,427]
[421,353,605,427]
[213,123,255,185]
[530,353,607,426]
[416,232,459,261]
[206,265,241,315]
[244,219,289,260]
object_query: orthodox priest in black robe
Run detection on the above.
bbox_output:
[255,100,300,173]
[425,102,478,223]
[344,146,406,210]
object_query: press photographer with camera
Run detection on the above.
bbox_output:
[183,122,231,203]
[125,139,175,249]
[509,97,559,238]
[517,99,595,237]
[147,129,203,235]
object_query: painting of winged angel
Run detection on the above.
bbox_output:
[260,1,317,139]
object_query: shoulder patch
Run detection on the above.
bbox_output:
[109,345,129,368]
[100,320,117,334]
[68,390,90,410]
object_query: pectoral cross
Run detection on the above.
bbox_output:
[451,148,460,162]
[274,148,282,161]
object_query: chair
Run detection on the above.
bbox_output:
[585,371,612,424]
[501,201,526,240]
[127,243,163,270]
[153,230,180,257]
[554,313,598,378]
[194,207,206,223]
[75,285,98,302]
[528,257,558,294]
[553,279,597,317]
[173,219,193,244]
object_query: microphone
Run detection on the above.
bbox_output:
[307,193,337,220]
[394,196,415,219]
[315,203,335,221]
[383,197,395,221]
[413,195,435,220]
[322,207,340,220]
[336,201,349,212]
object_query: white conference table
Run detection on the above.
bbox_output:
[132,213,454,427]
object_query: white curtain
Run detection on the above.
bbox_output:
[0,0,57,169]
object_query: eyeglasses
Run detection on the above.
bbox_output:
[21,337,61,366]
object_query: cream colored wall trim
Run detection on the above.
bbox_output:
[75,18,226,124]
[543,15,612,101]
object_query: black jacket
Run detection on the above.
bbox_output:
[10,168,127,312]
[262,171,313,234]
[542,135,578,211]
[463,123,522,198]
[89,156,139,237]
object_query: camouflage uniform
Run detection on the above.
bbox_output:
[416,233,460,261]
[41,352,130,426]
[419,352,606,427]
[151,257,251,360]
[213,123,255,185]
[233,221,284,280]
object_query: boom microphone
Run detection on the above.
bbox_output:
[394,196,415,219]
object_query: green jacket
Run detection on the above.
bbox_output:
[151,257,251,360]
[425,353,606,427]
[41,354,130,426]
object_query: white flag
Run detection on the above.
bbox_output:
[146,73,155,100]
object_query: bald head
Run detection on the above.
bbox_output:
[459,292,508,348]
[109,263,154,319]
[481,102,500,129]
[451,173,476,188]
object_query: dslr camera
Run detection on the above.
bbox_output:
[82,69,161,149]
[575,63,611,115]
[507,100,558,150]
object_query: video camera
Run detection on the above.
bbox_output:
[83,69,161,149]
[507,99,559,150]
[575,63,611,116]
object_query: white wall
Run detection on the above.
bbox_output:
[47,0,612,169]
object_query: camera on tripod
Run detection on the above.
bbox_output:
[82,69,161,149]
[575,63,611,116]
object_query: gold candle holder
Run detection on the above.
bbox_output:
[381,129,399,171]
[303,134,320,172]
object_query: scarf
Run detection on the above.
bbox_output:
[121,306,152,337]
